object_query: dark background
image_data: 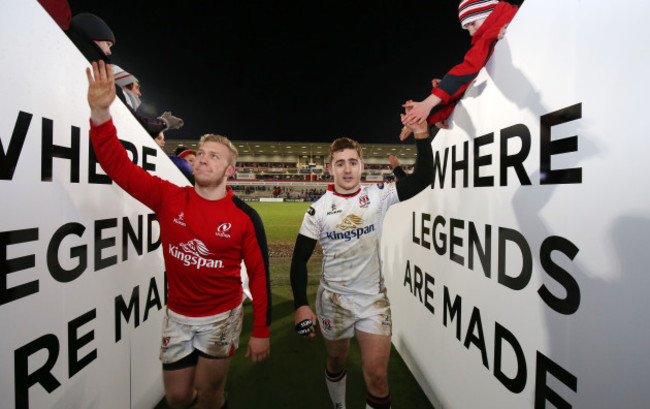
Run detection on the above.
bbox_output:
[67,1,469,143]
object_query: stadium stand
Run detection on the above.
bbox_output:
[165,140,416,201]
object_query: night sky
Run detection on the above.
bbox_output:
[66,1,469,144]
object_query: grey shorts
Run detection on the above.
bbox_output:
[160,305,243,365]
[316,287,392,341]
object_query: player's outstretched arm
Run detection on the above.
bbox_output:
[86,60,115,126]
[401,94,442,126]
[396,116,435,201]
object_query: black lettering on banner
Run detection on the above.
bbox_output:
[68,309,97,377]
[0,111,32,180]
[452,140,469,188]
[148,213,161,252]
[539,236,581,315]
[87,141,112,184]
[403,261,435,316]
[498,227,532,291]
[122,215,144,261]
[403,260,413,293]
[14,334,61,409]
[540,103,582,185]
[142,146,157,172]
[443,286,462,340]
[494,322,527,393]
[464,306,488,368]
[431,148,450,189]
[413,212,581,315]
[409,273,582,400]
[41,117,80,183]
[411,212,420,246]
[95,218,118,271]
[144,276,163,322]
[500,124,532,186]
[47,223,87,283]
[429,104,581,189]
[423,272,435,315]
[421,213,431,249]
[1,228,39,305]
[474,132,494,187]
[468,222,491,278]
[413,264,424,302]
[433,215,446,256]
[449,218,464,266]
[115,286,140,342]
[535,351,577,409]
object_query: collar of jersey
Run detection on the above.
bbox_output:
[328,184,361,197]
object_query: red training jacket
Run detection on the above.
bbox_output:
[90,119,271,338]
[428,1,520,125]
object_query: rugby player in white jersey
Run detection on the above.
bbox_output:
[290,115,434,409]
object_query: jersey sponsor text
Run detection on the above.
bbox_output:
[325,224,375,242]
[169,239,224,269]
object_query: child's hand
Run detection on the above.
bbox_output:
[401,98,435,125]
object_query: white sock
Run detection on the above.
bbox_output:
[325,369,347,409]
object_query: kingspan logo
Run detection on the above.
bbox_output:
[325,215,375,242]
[169,239,224,269]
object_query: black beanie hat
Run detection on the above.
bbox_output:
[69,13,115,44]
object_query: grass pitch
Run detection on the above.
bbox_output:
[156,201,434,408]
[249,201,313,244]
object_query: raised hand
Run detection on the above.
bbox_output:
[86,60,116,125]
[388,154,401,169]
[399,100,428,140]
[401,93,441,125]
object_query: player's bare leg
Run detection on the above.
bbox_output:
[324,337,351,409]
[356,330,391,409]
[194,356,231,409]
[163,366,198,409]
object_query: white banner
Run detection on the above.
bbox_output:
[0,1,191,408]
[383,1,650,408]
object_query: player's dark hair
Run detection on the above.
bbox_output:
[328,137,363,164]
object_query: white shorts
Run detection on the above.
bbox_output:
[316,287,392,341]
[160,305,243,365]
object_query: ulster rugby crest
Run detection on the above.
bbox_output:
[215,222,232,239]
[359,194,370,208]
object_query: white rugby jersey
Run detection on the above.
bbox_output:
[299,183,400,295]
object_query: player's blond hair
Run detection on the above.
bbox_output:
[199,134,238,166]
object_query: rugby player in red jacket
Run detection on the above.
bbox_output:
[86,61,270,409]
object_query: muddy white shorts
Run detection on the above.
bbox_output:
[160,304,243,367]
[316,287,392,341]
